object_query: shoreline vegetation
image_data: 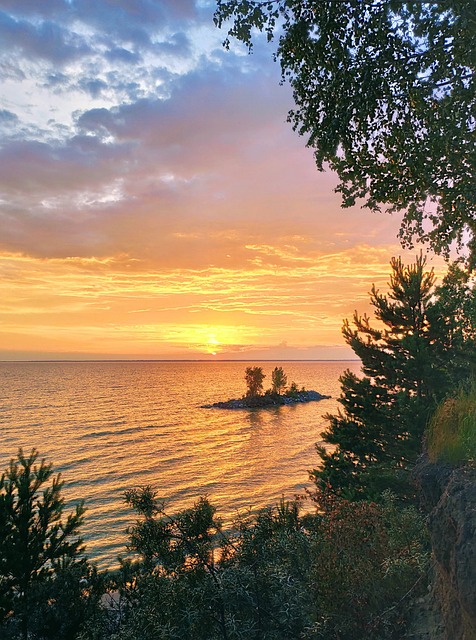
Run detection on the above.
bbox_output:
[202,365,330,409]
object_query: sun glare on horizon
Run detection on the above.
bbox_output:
[206,333,220,355]
[166,325,249,357]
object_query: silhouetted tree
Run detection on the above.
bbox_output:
[245,366,265,398]
[215,1,476,263]
[0,449,92,640]
[313,255,476,499]
[271,366,288,395]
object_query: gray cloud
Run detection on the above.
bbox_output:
[0,0,203,112]
[78,78,109,99]
[0,0,351,267]
[0,108,18,124]
[0,0,70,20]
[104,47,142,65]
[0,11,90,64]
[0,135,134,197]
[44,72,70,88]
[152,31,192,58]
[72,0,168,49]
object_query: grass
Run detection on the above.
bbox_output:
[427,386,476,465]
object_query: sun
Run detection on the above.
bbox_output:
[172,325,248,356]
[206,333,220,355]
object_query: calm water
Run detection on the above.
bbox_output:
[0,360,361,568]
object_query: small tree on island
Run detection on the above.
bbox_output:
[245,366,265,398]
[271,366,287,395]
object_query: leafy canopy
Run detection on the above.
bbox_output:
[245,365,266,397]
[215,1,476,263]
[106,489,428,640]
[271,365,288,394]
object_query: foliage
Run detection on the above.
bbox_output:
[120,488,231,640]
[0,450,429,640]
[271,366,287,395]
[241,367,307,401]
[0,448,99,640]
[124,487,223,573]
[89,490,429,640]
[427,384,476,465]
[27,563,104,640]
[313,255,476,499]
[214,1,476,263]
[427,263,476,382]
[304,490,429,639]
[223,498,314,639]
[245,366,266,398]
[285,381,300,398]
[284,381,308,399]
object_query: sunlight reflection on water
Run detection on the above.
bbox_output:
[0,360,361,568]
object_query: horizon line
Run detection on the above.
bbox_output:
[1,358,361,363]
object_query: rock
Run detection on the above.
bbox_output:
[201,390,330,410]
[412,456,476,640]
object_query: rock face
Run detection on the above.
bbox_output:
[413,457,476,640]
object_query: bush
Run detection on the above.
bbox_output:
[285,381,300,398]
[304,490,430,639]
[427,385,476,465]
[96,489,429,640]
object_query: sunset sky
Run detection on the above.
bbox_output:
[0,0,447,361]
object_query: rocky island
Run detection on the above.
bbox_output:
[202,365,330,409]
[202,389,330,409]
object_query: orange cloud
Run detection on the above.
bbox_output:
[0,246,447,359]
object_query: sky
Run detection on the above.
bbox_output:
[0,0,447,361]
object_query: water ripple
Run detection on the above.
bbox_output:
[0,360,360,569]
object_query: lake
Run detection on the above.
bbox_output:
[0,360,361,568]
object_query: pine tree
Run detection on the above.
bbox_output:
[313,255,476,499]
[0,448,87,639]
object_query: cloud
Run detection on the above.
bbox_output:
[0,135,132,195]
[104,47,142,64]
[0,0,442,359]
[0,49,301,261]
[0,0,212,145]
[0,247,372,357]
[0,108,18,124]
[77,78,109,99]
[0,11,90,64]
[0,239,447,359]
[0,0,70,20]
